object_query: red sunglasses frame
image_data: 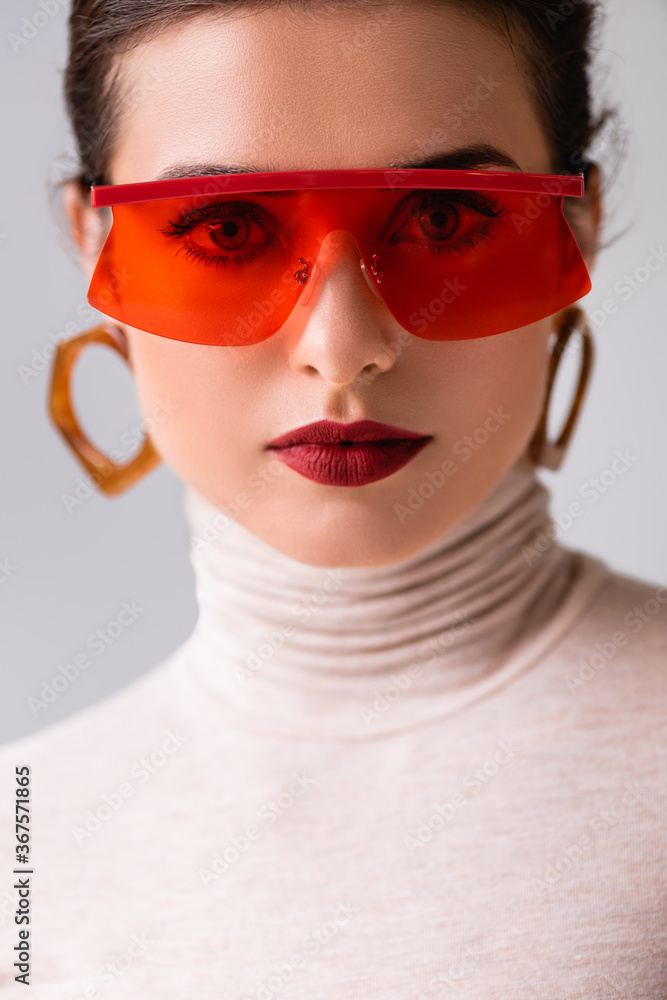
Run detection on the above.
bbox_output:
[90,167,585,206]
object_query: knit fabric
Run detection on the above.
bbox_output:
[0,458,665,998]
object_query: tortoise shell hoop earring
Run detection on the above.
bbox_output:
[527,305,594,471]
[48,324,161,497]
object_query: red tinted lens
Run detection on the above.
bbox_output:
[88,183,590,345]
[88,193,315,346]
[357,187,591,341]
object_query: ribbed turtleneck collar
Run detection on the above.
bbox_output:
[178,459,607,741]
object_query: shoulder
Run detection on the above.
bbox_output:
[553,552,666,700]
[569,556,666,647]
[0,644,195,823]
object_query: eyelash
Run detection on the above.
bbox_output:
[175,245,265,269]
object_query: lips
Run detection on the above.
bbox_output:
[267,419,432,487]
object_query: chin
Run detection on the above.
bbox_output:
[247,502,453,569]
[264,535,417,569]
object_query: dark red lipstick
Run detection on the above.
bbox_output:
[267,419,432,487]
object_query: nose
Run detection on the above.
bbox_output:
[286,229,400,385]
[297,229,383,307]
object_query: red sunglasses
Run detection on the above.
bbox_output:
[88,168,591,346]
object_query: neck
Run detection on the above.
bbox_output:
[179,458,607,741]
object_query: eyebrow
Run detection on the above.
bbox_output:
[386,145,522,172]
[153,163,264,181]
[151,145,522,197]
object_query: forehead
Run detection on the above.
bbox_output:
[109,2,552,184]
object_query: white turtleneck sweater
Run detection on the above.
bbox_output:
[0,459,665,999]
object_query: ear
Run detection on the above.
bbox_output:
[565,161,603,275]
[63,181,111,283]
[62,181,133,361]
[549,162,602,334]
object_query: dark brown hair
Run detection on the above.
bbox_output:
[62,0,618,191]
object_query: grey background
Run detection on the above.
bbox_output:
[1,0,666,744]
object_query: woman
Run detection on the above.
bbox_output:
[1,0,665,996]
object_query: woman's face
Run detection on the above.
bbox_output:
[70,1,600,567]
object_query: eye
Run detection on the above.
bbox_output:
[389,191,506,250]
[160,200,277,255]
[403,198,468,241]
[191,209,265,253]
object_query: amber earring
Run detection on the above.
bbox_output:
[48,324,162,496]
[528,305,594,471]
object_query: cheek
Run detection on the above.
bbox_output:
[417,321,551,451]
[472,325,550,435]
[124,328,256,479]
